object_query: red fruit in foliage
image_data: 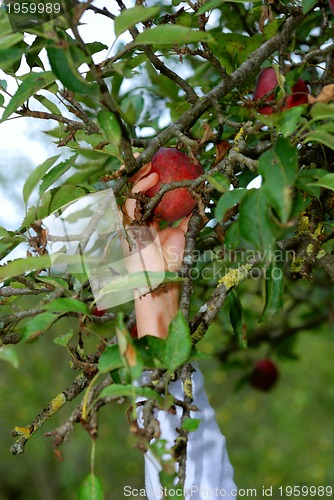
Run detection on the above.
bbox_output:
[254,67,308,114]
[91,306,106,317]
[250,358,279,391]
[145,148,204,222]
[286,79,309,108]
[130,324,138,338]
[329,0,334,15]
[253,67,277,115]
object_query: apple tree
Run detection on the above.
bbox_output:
[0,0,334,497]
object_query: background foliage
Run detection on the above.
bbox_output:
[1,0,334,498]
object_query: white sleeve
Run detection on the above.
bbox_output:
[139,363,238,499]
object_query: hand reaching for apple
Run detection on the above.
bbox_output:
[122,157,189,339]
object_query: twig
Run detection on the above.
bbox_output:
[10,372,94,455]
[173,364,194,487]
[191,258,260,343]
[179,210,204,320]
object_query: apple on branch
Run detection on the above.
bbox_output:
[253,67,309,114]
[143,148,204,222]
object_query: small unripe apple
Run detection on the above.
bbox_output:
[254,67,308,114]
[145,148,204,222]
[250,358,279,391]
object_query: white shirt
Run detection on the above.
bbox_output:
[138,364,238,499]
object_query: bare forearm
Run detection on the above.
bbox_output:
[135,283,180,339]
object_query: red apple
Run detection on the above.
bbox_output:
[250,358,279,391]
[130,324,138,338]
[286,79,309,108]
[254,67,308,114]
[329,0,334,15]
[145,148,204,222]
[91,306,107,317]
[253,67,277,115]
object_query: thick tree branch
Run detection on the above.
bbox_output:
[112,13,303,191]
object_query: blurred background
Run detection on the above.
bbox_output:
[0,302,333,499]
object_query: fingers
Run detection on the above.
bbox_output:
[129,161,152,184]
[132,172,159,194]
[177,214,191,233]
[123,171,159,222]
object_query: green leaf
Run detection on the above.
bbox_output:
[161,311,192,372]
[35,275,69,289]
[0,346,19,369]
[1,71,56,122]
[206,172,230,193]
[302,0,318,14]
[0,79,7,91]
[114,6,161,37]
[75,131,105,148]
[310,102,334,121]
[39,154,78,194]
[260,260,284,321]
[47,46,98,95]
[181,417,201,432]
[86,42,108,56]
[0,254,51,282]
[198,0,249,12]
[97,271,181,297]
[134,25,213,46]
[0,33,23,49]
[97,111,122,146]
[121,94,144,126]
[296,168,328,198]
[0,94,4,107]
[44,298,89,315]
[0,12,13,36]
[21,186,88,229]
[23,154,61,204]
[48,185,88,215]
[239,189,275,251]
[304,130,334,151]
[0,48,23,71]
[259,137,298,223]
[0,226,10,237]
[53,329,74,347]
[21,312,60,342]
[99,383,164,404]
[98,345,123,373]
[309,173,334,190]
[198,0,225,13]
[77,474,104,500]
[228,290,247,349]
[215,189,246,221]
[278,106,305,137]
[34,94,62,115]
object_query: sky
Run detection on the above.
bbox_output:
[0,1,118,232]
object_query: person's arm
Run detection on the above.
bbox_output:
[123,161,237,499]
[123,166,187,339]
